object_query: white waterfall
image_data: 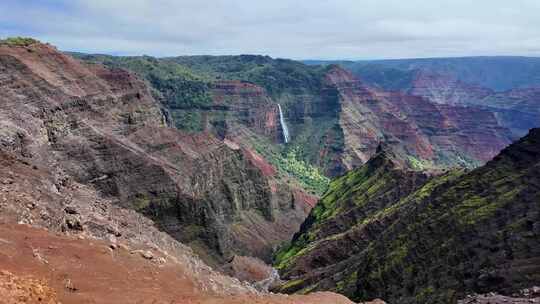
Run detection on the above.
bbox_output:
[277,104,290,143]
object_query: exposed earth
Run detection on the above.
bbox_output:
[0,223,359,304]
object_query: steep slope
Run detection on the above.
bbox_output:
[482,88,540,138]
[407,70,540,138]
[0,223,356,304]
[0,40,313,269]
[275,128,540,303]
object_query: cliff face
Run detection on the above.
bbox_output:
[408,70,493,106]
[275,129,540,303]
[169,80,282,141]
[0,42,311,267]
[176,64,513,175]
[326,66,512,170]
[483,88,540,138]
[202,67,345,178]
[408,70,540,139]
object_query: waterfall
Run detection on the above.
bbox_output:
[277,104,290,143]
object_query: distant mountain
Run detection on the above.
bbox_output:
[307,57,540,139]
[274,128,540,303]
[306,56,540,92]
[407,69,540,138]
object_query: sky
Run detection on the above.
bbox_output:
[1,0,540,60]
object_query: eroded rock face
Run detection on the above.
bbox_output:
[409,70,493,106]
[0,42,310,267]
[207,78,345,177]
[170,80,282,141]
[325,66,513,169]
[275,128,540,303]
[459,288,540,304]
[408,70,540,139]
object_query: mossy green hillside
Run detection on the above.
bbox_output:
[274,129,540,304]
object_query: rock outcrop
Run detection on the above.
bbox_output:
[459,288,540,304]
[275,128,540,303]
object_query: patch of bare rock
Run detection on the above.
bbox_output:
[459,288,540,304]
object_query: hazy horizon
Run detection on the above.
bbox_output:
[67,50,540,62]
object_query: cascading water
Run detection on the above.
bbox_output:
[277,104,290,143]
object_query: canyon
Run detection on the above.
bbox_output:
[75,53,521,177]
[0,40,322,301]
[1,37,539,304]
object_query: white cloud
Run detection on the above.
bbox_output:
[1,0,539,59]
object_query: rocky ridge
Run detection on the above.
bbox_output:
[275,128,540,303]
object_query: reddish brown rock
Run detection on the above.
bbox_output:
[408,70,540,138]
[324,66,512,169]
[0,41,310,269]
[207,80,281,141]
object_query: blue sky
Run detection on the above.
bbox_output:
[1,0,540,59]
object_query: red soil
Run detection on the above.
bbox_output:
[0,224,355,304]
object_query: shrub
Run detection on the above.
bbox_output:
[1,37,39,46]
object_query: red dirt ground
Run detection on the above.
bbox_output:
[0,224,355,304]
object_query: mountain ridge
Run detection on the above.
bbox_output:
[274,127,540,303]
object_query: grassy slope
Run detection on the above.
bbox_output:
[275,129,540,303]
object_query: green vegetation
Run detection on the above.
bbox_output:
[0,37,39,46]
[279,278,305,292]
[345,63,415,91]
[73,54,213,131]
[273,237,314,270]
[166,55,328,99]
[79,56,211,101]
[170,110,204,132]
[274,129,540,303]
[132,193,151,211]
[246,135,330,195]
[276,147,330,194]
[406,155,437,171]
